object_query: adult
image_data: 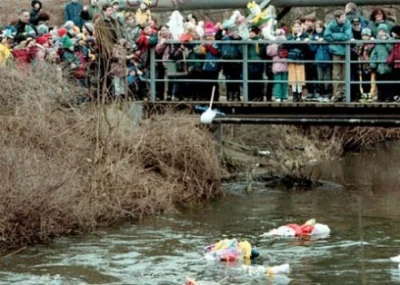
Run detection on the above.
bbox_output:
[64,0,84,29]
[324,10,353,102]
[369,8,393,38]
[30,0,42,26]
[14,9,37,38]
[95,3,124,97]
[80,0,102,23]
[301,13,318,100]
[345,2,369,29]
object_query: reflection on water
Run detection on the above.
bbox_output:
[2,143,400,284]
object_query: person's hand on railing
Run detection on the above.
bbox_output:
[304,38,310,43]
[317,38,324,42]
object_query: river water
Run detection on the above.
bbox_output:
[2,143,400,285]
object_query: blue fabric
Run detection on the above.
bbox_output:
[64,1,84,28]
[309,31,332,67]
[324,19,353,56]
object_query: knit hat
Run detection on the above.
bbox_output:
[37,23,49,36]
[391,25,400,36]
[377,23,388,33]
[31,0,42,9]
[204,22,215,36]
[361,27,371,36]
[62,36,73,49]
[14,34,27,44]
[58,28,68,38]
[35,36,47,46]
[83,22,94,36]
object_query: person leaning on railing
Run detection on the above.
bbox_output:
[370,23,393,102]
[286,20,308,102]
[247,26,265,102]
[387,25,400,101]
[324,10,353,102]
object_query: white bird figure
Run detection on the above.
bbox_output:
[200,86,217,125]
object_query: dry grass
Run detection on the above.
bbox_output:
[0,67,222,250]
[223,124,400,179]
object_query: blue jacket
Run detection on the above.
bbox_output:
[203,43,220,72]
[309,31,332,67]
[324,19,353,56]
[64,1,84,29]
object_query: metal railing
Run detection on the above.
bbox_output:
[148,39,400,103]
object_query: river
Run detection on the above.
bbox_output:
[1,143,400,285]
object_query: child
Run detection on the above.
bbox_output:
[286,20,308,102]
[200,22,221,101]
[387,25,400,100]
[12,35,36,72]
[370,24,393,102]
[356,28,375,102]
[0,31,14,67]
[60,36,82,79]
[110,38,128,97]
[309,20,332,102]
[267,29,288,102]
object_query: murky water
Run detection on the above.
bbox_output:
[2,143,400,285]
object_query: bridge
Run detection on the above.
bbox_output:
[143,38,400,127]
[147,101,400,127]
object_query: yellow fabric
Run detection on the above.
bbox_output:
[0,44,11,66]
[135,9,151,27]
[238,240,252,259]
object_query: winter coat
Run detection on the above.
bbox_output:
[356,42,375,75]
[155,35,172,69]
[286,33,308,61]
[80,5,102,23]
[0,44,12,67]
[324,19,353,56]
[369,20,393,38]
[387,42,400,69]
[370,37,392,74]
[110,45,127,77]
[12,46,35,71]
[309,31,332,67]
[266,36,288,74]
[248,36,264,74]
[64,1,84,29]
[220,35,242,61]
[14,20,37,37]
[61,49,82,67]
[186,44,205,73]
[202,43,220,72]
[125,25,142,48]
[135,31,158,70]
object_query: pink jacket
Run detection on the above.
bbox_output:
[155,33,172,68]
[266,37,288,74]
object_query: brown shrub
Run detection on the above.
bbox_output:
[0,67,222,250]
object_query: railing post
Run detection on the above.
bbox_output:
[242,43,249,102]
[345,43,351,103]
[150,47,156,102]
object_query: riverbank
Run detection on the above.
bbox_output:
[0,68,223,251]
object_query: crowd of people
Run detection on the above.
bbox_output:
[1,0,400,103]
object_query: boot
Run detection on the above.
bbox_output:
[227,92,233,101]
[233,92,241,102]
[292,92,299,102]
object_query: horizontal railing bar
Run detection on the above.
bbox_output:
[164,40,400,45]
[150,79,400,84]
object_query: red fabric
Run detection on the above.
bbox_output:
[286,223,315,237]
[180,33,193,43]
[136,31,150,49]
[36,36,47,46]
[12,48,33,71]
[387,43,400,69]
[58,28,68,38]
[205,44,219,56]
[74,50,87,79]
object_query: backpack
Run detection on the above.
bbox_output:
[278,45,289,58]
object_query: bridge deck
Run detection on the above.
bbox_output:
[146,101,400,127]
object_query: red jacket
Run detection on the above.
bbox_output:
[12,46,35,71]
[387,43,400,69]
